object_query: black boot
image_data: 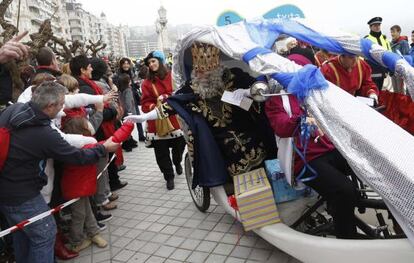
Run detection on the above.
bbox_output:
[166,179,175,190]
[175,164,183,175]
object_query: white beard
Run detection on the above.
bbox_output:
[191,66,226,99]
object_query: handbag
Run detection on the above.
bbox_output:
[152,84,175,137]
[275,91,295,186]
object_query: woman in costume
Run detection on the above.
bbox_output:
[141,51,186,190]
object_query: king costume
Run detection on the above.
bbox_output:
[156,43,277,188]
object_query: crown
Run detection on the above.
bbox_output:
[191,43,220,72]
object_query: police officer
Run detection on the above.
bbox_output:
[364,17,391,91]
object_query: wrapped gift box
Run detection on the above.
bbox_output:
[264,159,311,203]
[234,168,280,231]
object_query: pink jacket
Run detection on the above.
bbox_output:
[265,95,335,174]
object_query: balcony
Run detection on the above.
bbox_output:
[31,18,43,26]
[28,6,40,15]
[69,24,82,30]
[71,28,83,34]
[27,0,40,8]
[71,33,83,39]
[72,36,83,42]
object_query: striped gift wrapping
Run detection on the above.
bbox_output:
[234,168,280,231]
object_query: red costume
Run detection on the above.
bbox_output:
[321,56,379,97]
[141,72,181,135]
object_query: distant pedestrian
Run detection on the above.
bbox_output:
[390,25,410,55]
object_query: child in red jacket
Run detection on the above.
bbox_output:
[61,117,108,252]
[61,117,134,252]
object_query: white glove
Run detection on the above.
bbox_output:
[369,93,379,105]
[232,89,250,101]
[123,109,159,123]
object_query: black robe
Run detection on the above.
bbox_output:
[166,68,277,188]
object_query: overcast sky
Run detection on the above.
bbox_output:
[78,0,413,37]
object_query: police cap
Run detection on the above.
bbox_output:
[367,17,382,25]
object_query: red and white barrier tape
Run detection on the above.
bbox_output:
[0,154,116,238]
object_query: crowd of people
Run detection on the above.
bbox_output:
[0,32,152,261]
[0,15,412,263]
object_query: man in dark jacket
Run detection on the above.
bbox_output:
[0,81,119,263]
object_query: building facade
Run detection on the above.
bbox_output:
[126,39,158,59]
[4,0,71,40]
[3,0,128,58]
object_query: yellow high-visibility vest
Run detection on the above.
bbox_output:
[366,34,391,51]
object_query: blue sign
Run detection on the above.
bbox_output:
[263,4,305,19]
[217,4,305,27]
[216,11,243,27]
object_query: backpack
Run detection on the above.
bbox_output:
[0,127,10,171]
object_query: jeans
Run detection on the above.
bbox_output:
[0,194,56,263]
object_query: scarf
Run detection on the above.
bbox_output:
[79,76,104,95]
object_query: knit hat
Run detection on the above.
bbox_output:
[144,50,166,66]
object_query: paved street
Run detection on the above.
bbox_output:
[61,142,301,263]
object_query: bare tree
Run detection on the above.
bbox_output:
[27,19,54,58]
[0,0,23,100]
[86,38,107,57]
[0,0,18,42]
[48,36,73,62]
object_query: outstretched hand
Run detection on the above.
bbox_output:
[369,93,379,106]
[102,137,120,152]
[123,115,147,123]
[103,90,118,103]
[0,31,30,64]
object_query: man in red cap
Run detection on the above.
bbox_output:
[364,17,391,91]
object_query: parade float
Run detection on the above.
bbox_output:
[172,18,414,263]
